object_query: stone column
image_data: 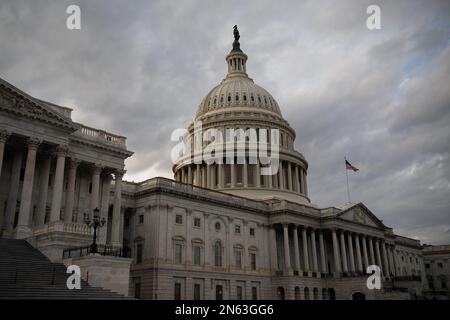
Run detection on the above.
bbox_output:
[339,231,348,272]
[218,164,224,188]
[283,224,291,270]
[311,229,318,272]
[355,234,363,272]
[230,164,236,188]
[278,161,284,190]
[36,154,52,226]
[111,169,124,247]
[181,167,185,183]
[287,162,292,191]
[347,233,355,272]
[294,165,300,193]
[4,151,23,231]
[0,129,10,177]
[17,138,41,236]
[99,173,112,244]
[63,159,80,223]
[243,161,248,187]
[303,170,308,197]
[301,169,306,195]
[331,229,341,273]
[255,162,261,188]
[375,239,382,272]
[302,227,310,272]
[319,231,327,273]
[269,225,278,270]
[187,165,192,185]
[196,164,201,186]
[201,166,207,188]
[49,145,67,223]
[381,240,389,276]
[368,237,375,265]
[388,246,395,276]
[362,235,369,269]
[293,226,301,271]
[90,164,102,212]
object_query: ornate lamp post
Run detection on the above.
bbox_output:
[85,208,106,254]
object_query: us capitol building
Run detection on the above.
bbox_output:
[0,28,439,300]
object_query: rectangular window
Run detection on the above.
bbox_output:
[250,253,256,270]
[194,217,201,227]
[236,286,243,300]
[194,284,201,300]
[136,244,143,264]
[175,214,183,224]
[174,283,181,300]
[235,225,241,234]
[249,228,255,236]
[425,263,430,269]
[252,287,258,300]
[438,262,443,268]
[235,249,242,269]
[193,246,201,265]
[138,215,144,224]
[175,244,183,264]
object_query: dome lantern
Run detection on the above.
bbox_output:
[226,26,248,78]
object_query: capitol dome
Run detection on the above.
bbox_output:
[174,27,310,205]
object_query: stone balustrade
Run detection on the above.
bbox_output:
[76,123,127,148]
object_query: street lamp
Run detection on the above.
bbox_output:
[85,208,106,254]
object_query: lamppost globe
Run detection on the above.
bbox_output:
[85,207,106,254]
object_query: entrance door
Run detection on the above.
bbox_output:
[216,285,223,300]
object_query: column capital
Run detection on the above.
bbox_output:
[27,137,42,150]
[54,144,68,157]
[0,129,10,143]
[115,169,126,179]
[91,163,104,174]
[69,158,82,169]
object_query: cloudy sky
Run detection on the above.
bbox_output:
[1,0,449,244]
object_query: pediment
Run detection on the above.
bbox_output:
[337,203,386,229]
[0,78,78,131]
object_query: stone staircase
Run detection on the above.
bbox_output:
[0,238,127,299]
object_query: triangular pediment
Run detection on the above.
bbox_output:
[0,77,78,131]
[337,203,386,229]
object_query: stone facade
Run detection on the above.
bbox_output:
[423,245,450,299]
[0,77,133,261]
[0,30,442,300]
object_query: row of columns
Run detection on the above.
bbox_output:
[176,160,308,196]
[0,131,123,246]
[267,222,422,279]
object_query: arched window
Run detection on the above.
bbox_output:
[304,287,310,300]
[277,287,285,300]
[294,287,300,300]
[214,240,222,267]
[215,222,221,231]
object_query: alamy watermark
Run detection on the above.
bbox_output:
[170,121,280,175]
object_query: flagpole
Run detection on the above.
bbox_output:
[345,157,351,204]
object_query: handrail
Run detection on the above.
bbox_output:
[62,245,131,259]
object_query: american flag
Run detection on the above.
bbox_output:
[345,159,359,172]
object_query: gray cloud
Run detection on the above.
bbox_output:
[0,0,449,244]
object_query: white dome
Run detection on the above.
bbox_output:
[195,76,282,119]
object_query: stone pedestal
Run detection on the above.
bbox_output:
[32,221,92,262]
[63,254,132,296]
